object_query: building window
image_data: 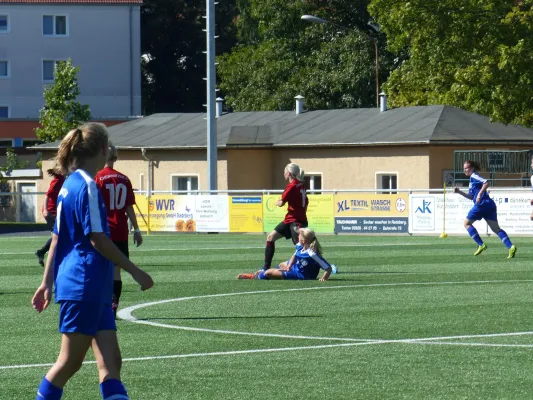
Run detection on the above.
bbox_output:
[0,139,13,146]
[377,174,397,194]
[304,174,322,193]
[0,182,11,207]
[0,61,8,78]
[0,106,8,118]
[43,15,67,36]
[42,60,63,82]
[0,15,9,33]
[172,175,199,194]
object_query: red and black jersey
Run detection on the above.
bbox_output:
[46,175,65,215]
[281,179,308,224]
[95,166,135,241]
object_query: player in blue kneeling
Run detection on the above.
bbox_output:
[238,228,335,281]
[32,123,154,400]
[454,160,517,258]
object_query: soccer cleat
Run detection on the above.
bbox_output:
[474,244,487,256]
[35,250,44,267]
[331,264,338,275]
[507,245,517,259]
[237,273,256,280]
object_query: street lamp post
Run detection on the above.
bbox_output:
[301,15,379,108]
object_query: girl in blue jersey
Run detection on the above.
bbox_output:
[238,228,335,281]
[454,160,517,258]
[31,123,154,400]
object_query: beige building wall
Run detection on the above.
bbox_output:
[271,146,431,190]
[227,149,274,190]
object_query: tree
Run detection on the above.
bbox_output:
[141,0,238,114]
[368,0,533,126]
[0,148,29,183]
[217,0,393,111]
[35,59,91,143]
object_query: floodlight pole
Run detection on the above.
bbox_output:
[301,15,380,108]
[205,0,217,191]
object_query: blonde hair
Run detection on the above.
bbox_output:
[107,142,118,162]
[55,122,109,175]
[299,227,322,256]
[285,163,305,182]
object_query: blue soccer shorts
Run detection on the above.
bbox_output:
[282,266,305,280]
[467,202,498,222]
[58,300,116,336]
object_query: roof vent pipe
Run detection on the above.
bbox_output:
[295,95,304,115]
[215,97,224,118]
[379,92,387,112]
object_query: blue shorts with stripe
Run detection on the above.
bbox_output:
[58,300,116,336]
[467,201,497,222]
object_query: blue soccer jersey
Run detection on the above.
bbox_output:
[289,244,331,280]
[53,169,113,304]
[468,172,492,204]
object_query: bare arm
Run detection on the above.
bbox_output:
[453,187,473,200]
[125,205,143,247]
[32,234,58,312]
[319,267,332,282]
[476,181,490,203]
[42,195,50,218]
[90,232,153,290]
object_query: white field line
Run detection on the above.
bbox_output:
[3,333,533,371]
[4,281,533,371]
[117,281,533,340]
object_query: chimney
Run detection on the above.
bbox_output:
[295,95,304,115]
[216,97,224,118]
[379,92,387,112]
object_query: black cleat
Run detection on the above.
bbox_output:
[35,251,44,267]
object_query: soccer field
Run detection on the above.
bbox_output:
[2,233,533,399]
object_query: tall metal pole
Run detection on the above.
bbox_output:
[373,38,379,108]
[206,0,217,191]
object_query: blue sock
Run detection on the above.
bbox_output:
[257,271,267,280]
[497,230,512,249]
[36,377,63,400]
[100,379,129,400]
[467,226,484,246]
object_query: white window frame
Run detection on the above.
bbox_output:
[42,14,69,37]
[0,14,10,34]
[138,173,144,192]
[42,59,66,83]
[304,172,323,193]
[0,60,10,79]
[376,172,398,194]
[0,105,10,118]
[170,174,199,195]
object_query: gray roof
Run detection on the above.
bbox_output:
[35,105,533,150]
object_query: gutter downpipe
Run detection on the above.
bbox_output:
[141,148,151,234]
[129,6,134,116]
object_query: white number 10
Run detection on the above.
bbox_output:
[105,183,127,210]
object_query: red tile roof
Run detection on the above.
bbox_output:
[0,0,142,4]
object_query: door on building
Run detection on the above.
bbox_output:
[18,182,36,222]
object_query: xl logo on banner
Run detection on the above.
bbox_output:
[411,196,435,231]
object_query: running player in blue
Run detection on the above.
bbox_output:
[238,228,335,281]
[31,123,154,400]
[454,160,517,258]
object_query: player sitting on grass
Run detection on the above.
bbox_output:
[238,228,336,281]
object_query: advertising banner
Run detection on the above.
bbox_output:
[262,195,287,233]
[229,196,263,232]
[409,194,487,234]
[307,194,335,233]
[334,193,409,233]
[195,195,229,232]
